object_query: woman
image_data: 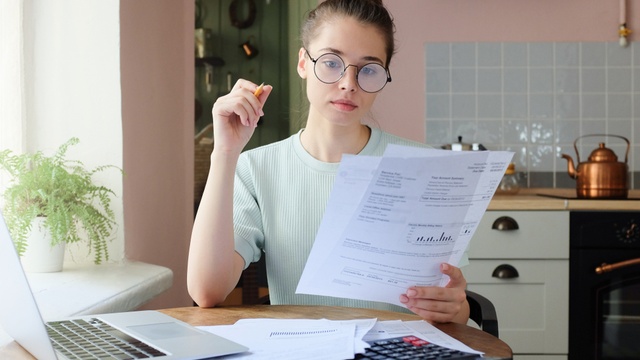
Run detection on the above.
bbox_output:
[188,0,470,325]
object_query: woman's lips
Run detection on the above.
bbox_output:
[331,99,357,111]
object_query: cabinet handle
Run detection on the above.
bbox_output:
[492,264,519,279]
[491,216,519,231]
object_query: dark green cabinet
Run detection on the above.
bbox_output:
[195,0,291,150]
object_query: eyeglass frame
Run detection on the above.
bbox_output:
[303,48,392,93]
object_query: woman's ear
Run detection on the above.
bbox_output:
[297,47,308,79]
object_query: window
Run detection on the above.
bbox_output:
[0,0,25,198]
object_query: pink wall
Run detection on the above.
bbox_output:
[120,0,195,309]
[376,0,639,142]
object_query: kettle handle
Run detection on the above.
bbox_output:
[573,134,630,164]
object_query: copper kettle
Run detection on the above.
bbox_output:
[561,134,630,199]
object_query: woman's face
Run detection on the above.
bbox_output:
[298,17,388,128]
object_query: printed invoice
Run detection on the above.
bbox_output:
[296,144,513,307]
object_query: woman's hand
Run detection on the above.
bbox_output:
[211,79,272,155]
[399,263,470,324]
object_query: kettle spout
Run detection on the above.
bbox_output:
[561,154,577,179]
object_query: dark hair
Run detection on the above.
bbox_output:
[301,0,396,67]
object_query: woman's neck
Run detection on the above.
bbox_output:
[300,122,371,163]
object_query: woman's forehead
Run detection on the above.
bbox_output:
[309,18,387,62]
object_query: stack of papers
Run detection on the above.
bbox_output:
[199,318,483,359]
[296,145,513,306]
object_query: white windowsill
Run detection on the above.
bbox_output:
[1,261,173,347]
[27,261,173,320]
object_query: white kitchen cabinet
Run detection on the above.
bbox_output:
[464,211,569,360]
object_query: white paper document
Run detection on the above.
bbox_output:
[199,318,376,360]
[296,145,513,307]
[198,317,483,359]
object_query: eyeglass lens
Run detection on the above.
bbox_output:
[312,53,389,93]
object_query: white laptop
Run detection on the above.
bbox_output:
[0,210,248,360]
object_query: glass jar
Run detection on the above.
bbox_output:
[497,163,520,195]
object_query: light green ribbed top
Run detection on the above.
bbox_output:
[232,127,466,313]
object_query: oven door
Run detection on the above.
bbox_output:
[571,249,640,360]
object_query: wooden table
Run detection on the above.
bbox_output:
[161,305,512,359]
[1,305,512,359]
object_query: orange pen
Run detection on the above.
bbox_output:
[253,83,264,97]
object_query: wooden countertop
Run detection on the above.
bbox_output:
[160,305,513,359]
[488,188,640,211]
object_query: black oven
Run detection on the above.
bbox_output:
[569,211,640,360]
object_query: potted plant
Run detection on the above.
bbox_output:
[0,137,120,269]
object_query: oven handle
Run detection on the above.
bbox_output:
[595,258,640,274]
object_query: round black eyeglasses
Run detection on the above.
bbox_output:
[305,49,392,93]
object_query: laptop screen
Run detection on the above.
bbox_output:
[0,211,59,359]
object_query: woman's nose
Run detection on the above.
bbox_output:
[338,65,358,91]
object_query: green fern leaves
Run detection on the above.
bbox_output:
[0,138,121,264]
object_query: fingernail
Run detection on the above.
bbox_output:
[441,263,450,272]
[259,109,264,117]
[406,289,417,297]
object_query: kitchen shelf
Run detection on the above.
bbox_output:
[195,56,224,67]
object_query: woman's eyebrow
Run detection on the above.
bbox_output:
[317,46,341,54]
[317,47,384,64]
[363,55,384,64]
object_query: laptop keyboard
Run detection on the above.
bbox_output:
[46,318,167,359]
[354,336,480,360]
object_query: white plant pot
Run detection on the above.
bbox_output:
[20,217,65,273]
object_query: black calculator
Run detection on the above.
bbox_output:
[353,335,481,360]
